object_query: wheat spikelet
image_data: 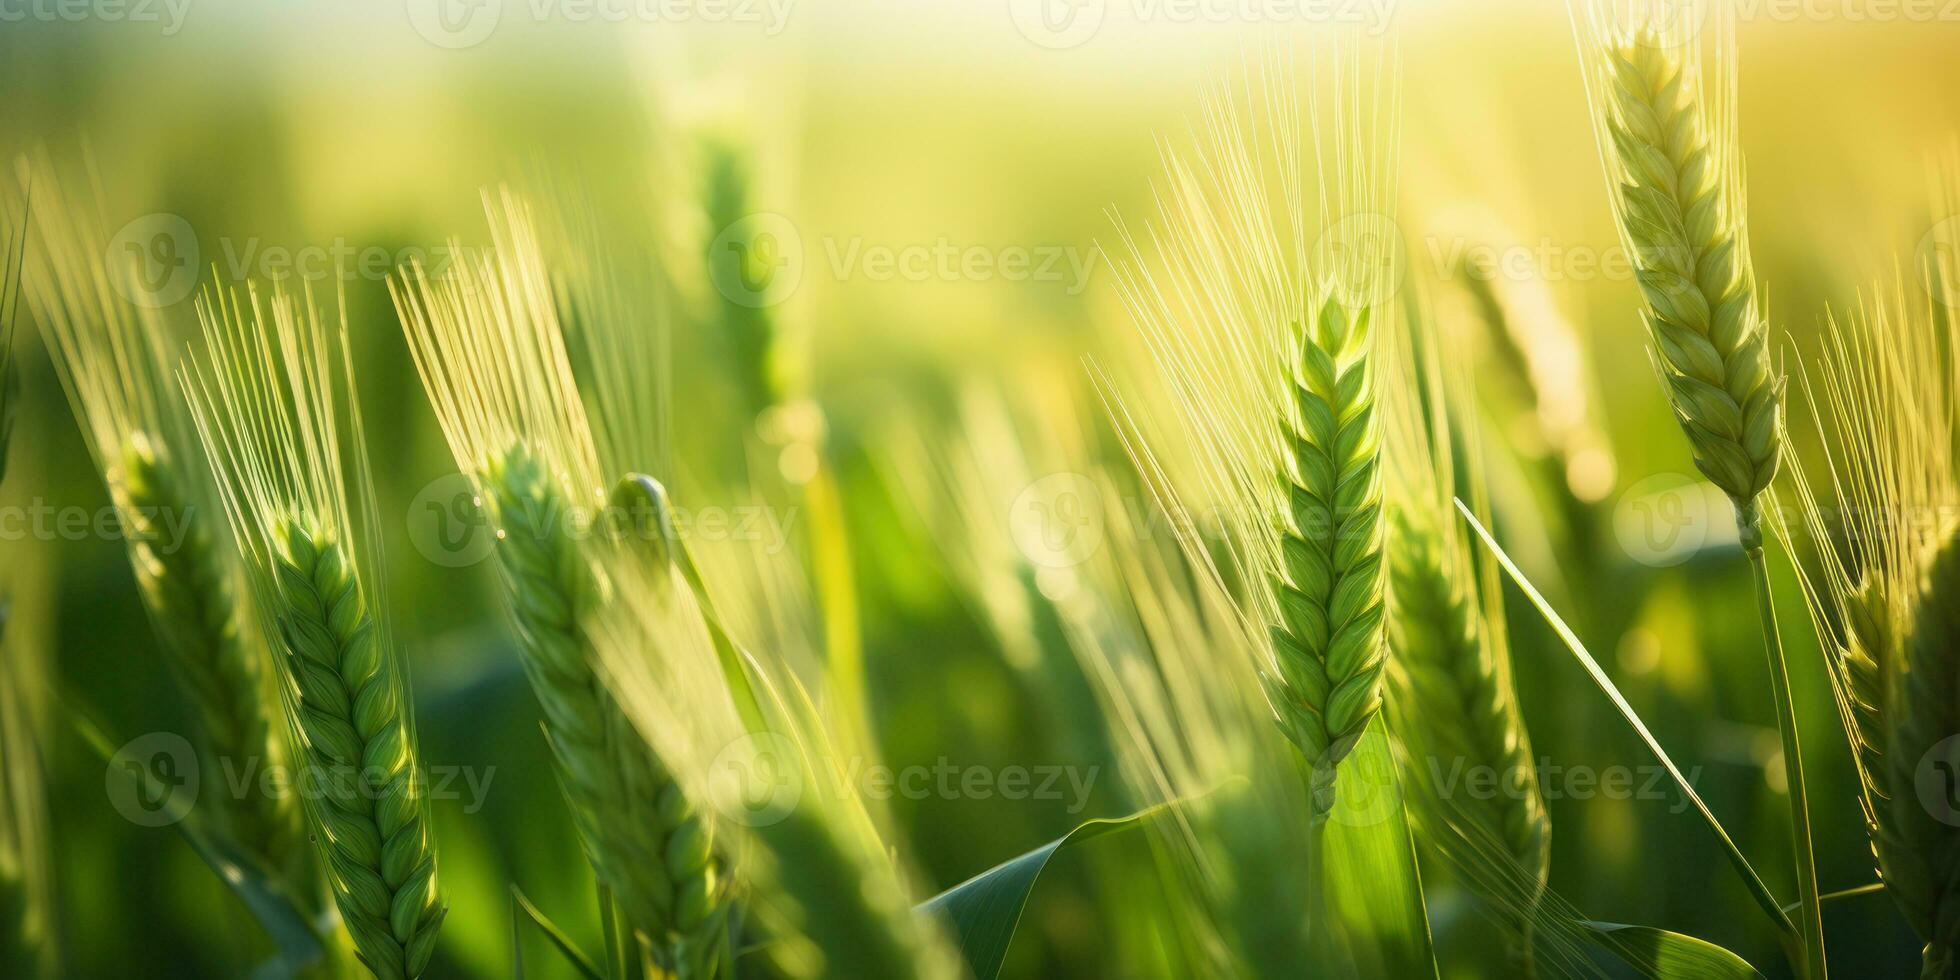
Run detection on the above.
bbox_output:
[1579,12,1782,536]
[182,284,443,979]
[484,448,724,971]
[1890,530,1960,977]
[16,157,296,868]
[1102,51,1399,822]
[392,188,728,973]
[1381,295,1549,961]
[1780,270,1960,977]
[1262,295,1389,816]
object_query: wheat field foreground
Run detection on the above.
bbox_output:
[2,1,1959,978]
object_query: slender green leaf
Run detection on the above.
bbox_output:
[1580,920,1767,979]
[1319,720,1439,979]
[511,885,603,980]
[68,705,323,977]
[916,805,1165,980]
[1455,500,1799,944]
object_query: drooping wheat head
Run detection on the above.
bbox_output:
[1780,272,1960,976]
[392,187,728,973]
[182,284,443,979]
[1577,10,1782,541]
[16,157,296,869]
[1104,52,1399,822]
[1380,292,1551,962]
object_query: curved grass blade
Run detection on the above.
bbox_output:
[1455,499,1799,947]
[68,702,323,976]
[509,886,602,980]
[1578,921,1766,980]
[916,805,1167,980]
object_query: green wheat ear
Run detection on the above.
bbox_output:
[1603,32,1782,534]
[1879,526,1960,974]
[482,446,726,974]
[117,432,296,867]
[1263,295,1388,820]
[270,514,444,979]
[1387,510,1550,944]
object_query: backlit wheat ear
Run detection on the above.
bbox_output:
[483,449,725,972]
[392,187,729,973]
[1579,15,1782,537]
[1264,296,1389,816]
[1105,50,1400,822]
[182,284,444,979]
[1780,274,1960,976]
[1891,530,1960,978]
[17,157,296,869]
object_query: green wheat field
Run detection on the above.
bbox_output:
[4,1,1960,977]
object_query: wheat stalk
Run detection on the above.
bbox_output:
[391,188,729,974]
[182,284,444,979]
[1577,11,1820,973]
[16,157,297,870]
[1102,51,1400,824]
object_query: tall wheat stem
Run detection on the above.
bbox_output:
[1585,18,1817,974]
[1747,537,1823,977]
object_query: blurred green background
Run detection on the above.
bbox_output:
[3,1,1959,976]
